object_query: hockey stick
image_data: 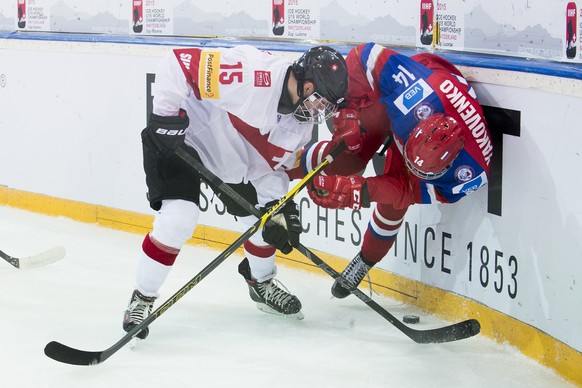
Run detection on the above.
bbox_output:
[44,144,345,366]
[177,147,480,344]
[295,246,480,343]
[0,245,66,269]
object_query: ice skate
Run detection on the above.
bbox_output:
[123,289,157,340]
[331,252,372,299]
[238,258,304,320]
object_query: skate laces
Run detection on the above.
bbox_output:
[343,255,370,285]
[258,278,295,308]
[343,255,374,296]
[127,294,155,324]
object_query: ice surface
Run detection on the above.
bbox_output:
[0,206,574,388]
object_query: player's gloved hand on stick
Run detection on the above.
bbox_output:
[309,175,370,210]
[141,109,189,157]
[332,108,361,153]
[262,200,302,254]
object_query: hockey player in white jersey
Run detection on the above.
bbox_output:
[123,45,348,339]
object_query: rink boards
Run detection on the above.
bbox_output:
[0,33,581,385]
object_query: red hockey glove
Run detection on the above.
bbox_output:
[332,108,361,153]
[309,175,370,210]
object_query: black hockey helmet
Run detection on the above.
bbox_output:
[292,46,348,109]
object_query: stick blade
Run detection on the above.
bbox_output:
[44,341,104,366]
[19,245,66,269]
[409,318,481,344]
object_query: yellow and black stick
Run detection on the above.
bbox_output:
[43,143,344,366]
[177,145,480,345]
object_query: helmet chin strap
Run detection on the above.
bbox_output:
[278,91,303,115]
[294,80,315,119]
[296,78,305,102]
[277,67,304,115]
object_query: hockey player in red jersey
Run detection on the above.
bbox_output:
[294,42,491,298]
[123,45,348,338]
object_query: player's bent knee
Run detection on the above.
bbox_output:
[151,199,200,248]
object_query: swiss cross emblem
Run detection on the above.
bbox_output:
[331,64,338,71]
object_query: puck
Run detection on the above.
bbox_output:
[403,315,420,324]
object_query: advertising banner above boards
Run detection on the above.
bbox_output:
[2,0,582,63]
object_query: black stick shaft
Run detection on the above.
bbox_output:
[44,143,343,366]
[0,250,20,268]
[177,145,480,344]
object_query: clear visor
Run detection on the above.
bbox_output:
[293,92,338,124]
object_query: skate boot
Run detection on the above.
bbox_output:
[238,258,304,320]
[331,252,373,299]
[123,289,157,339]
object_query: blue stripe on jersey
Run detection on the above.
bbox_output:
[418,182,432,203]
[300,143,314,175]
[358,43,375,69]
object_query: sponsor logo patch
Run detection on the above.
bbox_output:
[254,70,272,87]
[199,51,220,99]
[451,170,487,195]
[394,79,433,115]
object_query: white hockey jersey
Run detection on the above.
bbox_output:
[152,45,313,206]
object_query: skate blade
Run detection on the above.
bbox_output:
[129,337,141,350]
[256,303,304,320]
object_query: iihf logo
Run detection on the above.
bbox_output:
[455,165,475,182]
[414,103,434,121]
